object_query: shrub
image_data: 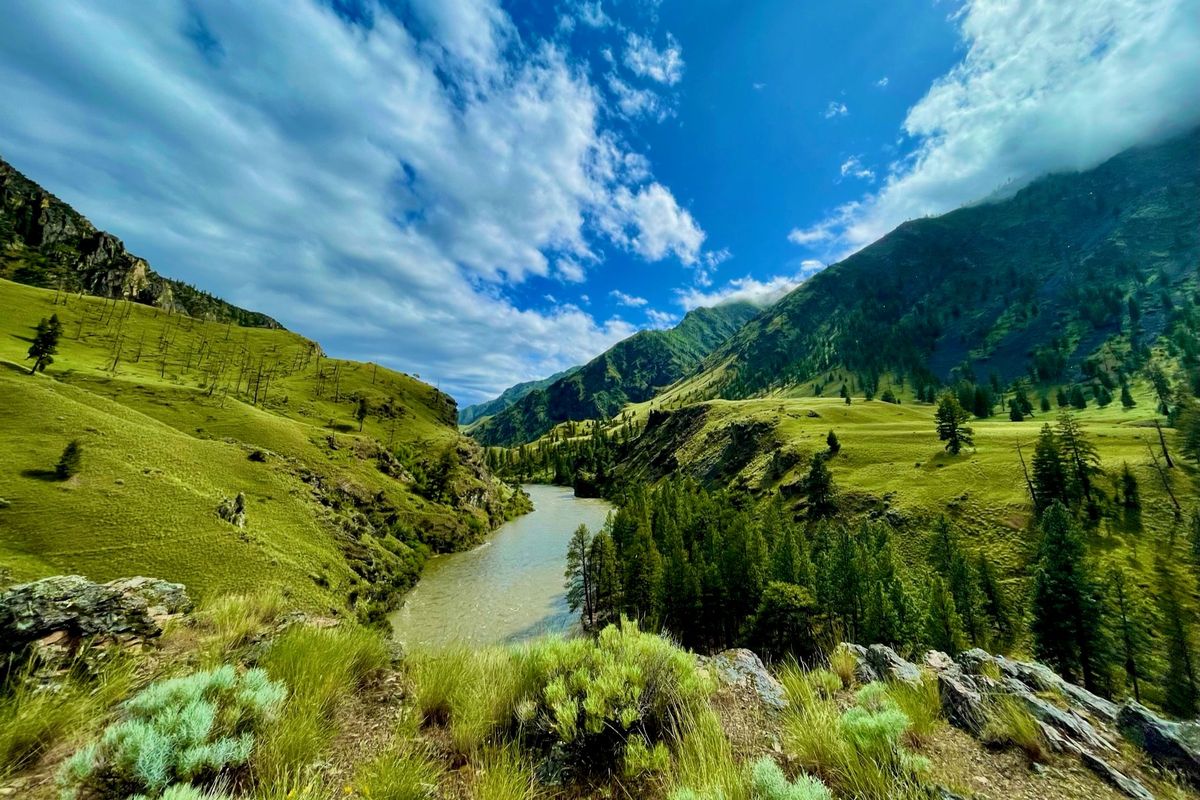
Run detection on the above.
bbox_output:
[749,758,832,800]
[58,665,284,799]
[130,786,231,800]
[57,439,83,480]
[981,695,1046,762]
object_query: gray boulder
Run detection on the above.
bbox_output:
[835,642,878,684]
[0,574,192,651]
[1117,702,1200,784]
[708,648,788,711]
[1080,752,1155,800]
[862,644,922,685]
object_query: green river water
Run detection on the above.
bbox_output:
[389,484,613,648]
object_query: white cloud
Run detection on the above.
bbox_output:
[787,223,836,246]
[577,1,610,28]
[823,101,848,118]
[0,0,701,403]
[794,0,1200,257]
[610,289,648,307]
[600,182,706,264]
[677,273,803,310]
[839,155,875,182]
[607,73,671,121]
[753,81,766,91]
[645,308,677,328]
[875,76,889,88]
[623,32,684,85]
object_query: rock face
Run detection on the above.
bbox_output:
[1117,702,1200,785]
[0,574,192,651]
[706,648,788,712]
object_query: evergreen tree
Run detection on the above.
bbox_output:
[1030,503,1109,689]
[936,394,974,455]
[355,396,369,431]
[925,576,966,654]
[1031,424,1069,512]
[976,555,1015,650]
[565,524,595,628]
[622,522,664,627]
[1069,385,1088,409]
[1008,398,1025,422]
[1120,463,1140,509]
[1157,559,1199,716]
[1120,384,1136,408]
[56,439,83,480]
[26,314,62,374]
[745,582,823,660]
[1107,566,1153,703]
[1056,411,1102,506]
[803,453,836,518]
[588,530,622,627]
[826,429,841,454]
[1056,387,1070,408]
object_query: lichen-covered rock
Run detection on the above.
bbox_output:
[1117,702,1200,784]
[1080,752,1155,800]
[708,648,788,711]
[862,644,921,684]
[0,574,192,651]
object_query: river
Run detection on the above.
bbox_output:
[389,484,613,648]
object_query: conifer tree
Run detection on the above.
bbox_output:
[1031,424,1069,512]
[1107,566,1153,703]
[975,555,1015,650]
[746,581,822,660]
[622,522,664,628]
[925,576,966,654]
[826,429,840,454]
[1030,502,1109,689]
[588,530,621,627]
[355,396,369,431]
[1157,559,1199,716]
[1056,411,1102,506]
[27,314,62,374]
[1120,463,1140,509]
[565,524,595,628]
[936,394,974,455]
[56,439,83,480]
[803,453,836,519]
[1120,384,1136,408]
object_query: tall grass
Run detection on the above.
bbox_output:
[828,647,857,689]
[0,648,137,780]
[353,742,442,800]
[981,695,1047,762]
[884,677,942,746]
[255,624,389,783]
[196,589,288,660]
[470,746,539,800]
[668,703,748,800]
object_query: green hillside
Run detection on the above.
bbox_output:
[1,156,279,328]
[0,278,528,620]
[470,301,760,446]
[458,365,580,426]
[676,127,1199,402]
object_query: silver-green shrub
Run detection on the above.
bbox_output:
[59,665,284,799]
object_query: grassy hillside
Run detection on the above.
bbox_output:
[458,365,580,427]
[0,278,527,617]
[1,155,279,327]
[471,301,760,447]
[675,127,1199,402]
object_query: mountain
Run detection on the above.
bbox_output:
[458,366,581,427]
[469,302,761,446]
[680,127,1199,401]
[0,156,280,328]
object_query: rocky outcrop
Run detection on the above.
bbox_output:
[1117,702,1200,785]
[705,648,788,712]
[862,643,922,685]
[0,574,192,652]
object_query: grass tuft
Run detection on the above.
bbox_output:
[981,695,1047,762]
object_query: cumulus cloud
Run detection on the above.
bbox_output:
[791,0,1200,256]
[577,1,611,28]
[677,273,805,311]
[607,73,672,121]
[624,32,684,85]
[787,223,836,246]
[610,289,648,307]
[645,308,677,328]
[823,101,848,118]
[0,0,705,402]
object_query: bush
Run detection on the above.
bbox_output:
[58,665,284,799]
[57,439,83,480]
[750,758,831,800]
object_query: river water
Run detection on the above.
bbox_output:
[389,484,613,648]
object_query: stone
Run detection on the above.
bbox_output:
[862,644,922,684]
[835,642,878,684]
[1080,752,1155,800]
[0,574,191,652]
[1117,702,1200,784]
[1003,677,1114,753]
[708,648,788,711]
[937,668,988,736]
[995,655,1119,722]
[924,650,956,672]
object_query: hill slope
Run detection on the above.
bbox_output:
[470,301,760,446]
[0,278,527,620]
[680,128,1200,401]
[0,156,280,328]
[458,366,580,427]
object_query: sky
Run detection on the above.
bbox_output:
[0,1,1197,405]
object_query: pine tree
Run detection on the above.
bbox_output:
[1030,503,1108,689]
[27,315,62,374]
[1008,398,1025,422]
[622,522,664,628]
[975,555,1015,650]
[936,394,974,455]
[1157,559,1199,716]
[803,453,836,518]
[826,429,840,454]
[588,530,621,627]
[1107,566,1153,703]
[55,439,83,480]
[1031,424,1069,512]
[565,524,595,628]
[746,581,823,660]
[925,576,966,654]
[355,396,369,431]
[1120,384,1136,409]
[1056,411,1102,506]
[1120,463,1140,509]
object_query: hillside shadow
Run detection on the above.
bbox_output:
[0,361,32,374]
[21,468,60,482]
[10,333,33,344]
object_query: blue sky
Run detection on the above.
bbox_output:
[1,1,1197,404]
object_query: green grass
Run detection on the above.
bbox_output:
[0,278,523,610]
[981,695,1047,762]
